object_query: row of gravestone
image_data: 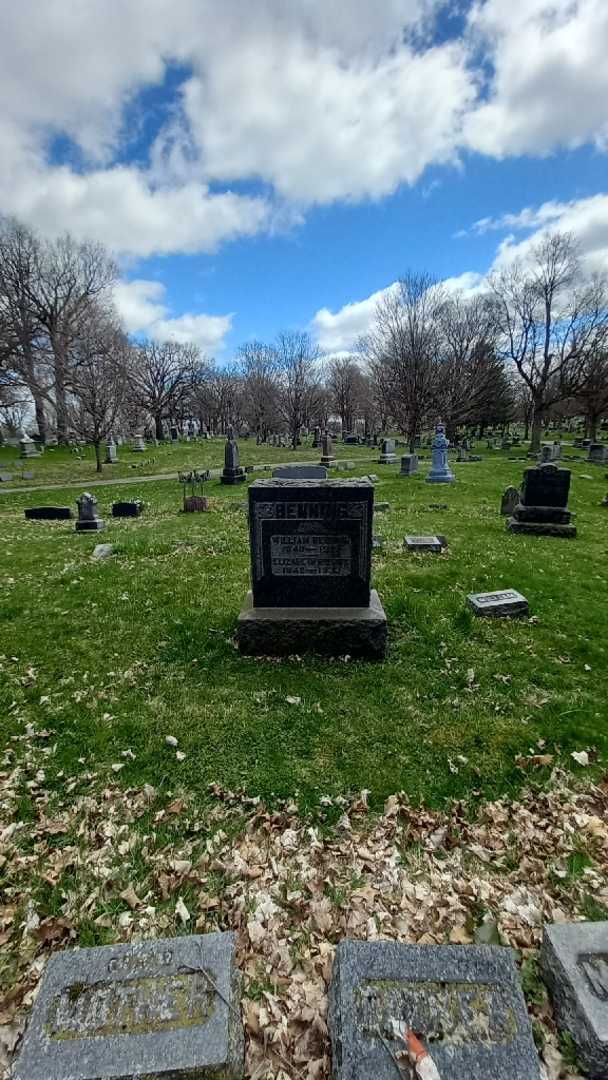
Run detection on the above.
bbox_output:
[13,922,608,1079]
[25,497,143,528]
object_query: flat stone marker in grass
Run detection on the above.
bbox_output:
[404,534,447,553]
[541,921,608,1079]
[328,940,540,1080]
[14,932,244,1080]
[467,589,529,618]
[25,506,73,520]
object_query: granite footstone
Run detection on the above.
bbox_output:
[404,534,447,553]
[328,940,540,1080]
[467,589,529,618]
[13,932,244,1080]
[541,921,608,1079]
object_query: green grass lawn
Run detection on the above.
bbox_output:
[0,436,376,486]
[1,448,607,813]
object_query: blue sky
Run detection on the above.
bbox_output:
[2,0,608,358]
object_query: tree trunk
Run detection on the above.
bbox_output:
[54,349,69,444]
[33,393,47,444]
[94,441,103,473]
[155,414,164,440]
[530,405,544,453]
[588,412,599,442]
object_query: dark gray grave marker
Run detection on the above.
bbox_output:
[404,534,447,553]
[329,940,540,1080]
[25,506,73,521]
[542,921,608,1079]
[272,465,327,479]
[75,492,105,532]
[112,500,143,518]
[467,589,529,617]
[507,462,576,537]
[14,932,244,1080]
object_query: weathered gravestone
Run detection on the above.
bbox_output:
[541,921,608,1079]
[588,443,608,465]
[400,454,418,476]
[272,465,327,479]
[312,426,321,449]
[75,493,105,532]
[132,434,146,453]
[404,534,447,553]
[507,462,576,537]
[220,429,246,485]
[25,506,73,521]
[236,478,387,658]
[104,438,118,464]
[320,432,336,467]
[467,589,529,618]
[426,424,455,484]
[500,486,520,516]
[112,500,143,518]
[13,932,244,1080]
[19,432,40,458]
[378,439,396,465]
[92,544,113,560]
[328,940,540,1080]
[0,472,14,482]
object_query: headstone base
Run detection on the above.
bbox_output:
[378,454,396,465]
[426,470,455,483]
[220,470,246,485]
[319,455,336,467]
[75,519,105,531]
[236,589,387,659]
[507,519,577,537]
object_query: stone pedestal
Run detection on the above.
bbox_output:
[378,438,396,464]
[132,434,145,452]
[236,478,387,658]
[19,435,40,459]
[319,433,335,467]
[426,424,455,483]
[104,439,118,464]
[507,463,576,537]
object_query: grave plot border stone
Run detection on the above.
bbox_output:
[541,921,608,1079]
[467,589,529,618]
[328,940,540,1080]
[14,931,244,1080]
[25,506,73,521]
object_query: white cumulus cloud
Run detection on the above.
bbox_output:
[113,279,232,353]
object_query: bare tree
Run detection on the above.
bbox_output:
[237,341,280,439]
[69,305,130,472]
[327,356,365,433]
[362,274,445,449]
[577,349,608,441]
[489,233,608,451]
[274,331,322,448]
[128,340,197,439]
[437,294,511,436]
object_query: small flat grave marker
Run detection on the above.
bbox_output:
[467,589,529,618]
[14,932,244,1080]
[329,940,540,1080]
[272,465,327,479]
[404,534,447,553]
[542,921,608,1079]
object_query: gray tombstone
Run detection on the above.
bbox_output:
[404,535,447,553]
[132,433,146,453]
[500,486,520,516]
[320,432,335,466]
[104,437,117,464]
[507,462,576,537]
[19,432,40,459]
[75,492,105,532]
[237,478,387,658]
[467,589,529,617]
[400,453,418,476]
[458,444,469,462]
[272,465,327,479]
[328,940,540,1080]
[426,424,455,484]
[13,932,244,1080]
[542,921,608,1079]
[540,444,553,463]
[378,438,396,465]
[220,429,246,485]
[588,443,608,465]
[0,472,14,482]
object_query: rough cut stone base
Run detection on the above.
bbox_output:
[75,519,105,531]
[220,470,246,485]
[237,589,387,658]
[507,519,577,537]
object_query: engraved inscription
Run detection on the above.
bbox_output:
[270,533,352,576]
[45,972,215,1041]
[253,498,369,580]
[356,979,518,1046]
[477,591,519,604]
[579,954,608,1001]
[108,949,173,976]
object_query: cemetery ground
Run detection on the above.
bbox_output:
[1,449,607,1077]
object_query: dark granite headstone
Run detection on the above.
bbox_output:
[112,500,143,518]
[237,479,386,657]
[272,465,327,479]
[220,430,246,485]
[75,493,105,532]
[467,589,529,617]
[507,463,576,537]
[13,932,244,1080]
[329,940,540,1080]
[25,506,73,521]
[542,921,608,1079]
